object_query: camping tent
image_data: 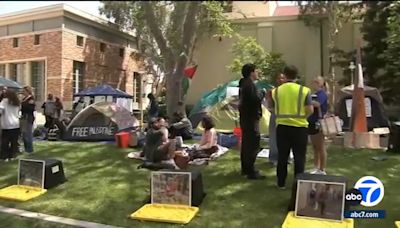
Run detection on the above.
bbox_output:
[335,85,390,131]
[74,84,133,112]
[190,80,273,135]
[65,102,139,141]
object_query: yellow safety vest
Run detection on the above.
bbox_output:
[272,82,311,128]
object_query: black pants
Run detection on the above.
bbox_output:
[1,128,20,160]
[45,115,55,129]
[276,125,308,187]
[240,119,260,176]
[169,126,192,140]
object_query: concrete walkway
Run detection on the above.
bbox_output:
[0,206,121,228]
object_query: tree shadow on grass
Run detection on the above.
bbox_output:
[0,143,399,228]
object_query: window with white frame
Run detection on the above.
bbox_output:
[133,72,141,103]
[31,61,45,102]
[73,61,85,94]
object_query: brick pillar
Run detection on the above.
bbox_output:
[5,63,10,79]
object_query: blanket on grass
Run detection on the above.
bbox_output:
[127,145,229,167]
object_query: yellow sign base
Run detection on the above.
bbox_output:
[130,204,199,224]
[282,212,354,228]
[0,185,47,202]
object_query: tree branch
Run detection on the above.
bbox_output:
[178,1,201,69]
[141,1,174,66]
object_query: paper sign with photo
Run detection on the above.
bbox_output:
[151,171,192,206]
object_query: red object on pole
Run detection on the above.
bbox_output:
[184,65,198,79]
[233,127,242,149]
[115,132,130,148]
[350,40,368,133]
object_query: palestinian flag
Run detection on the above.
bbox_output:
[184,65,198,79]
[182,65,198,98]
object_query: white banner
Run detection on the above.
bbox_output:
[345,97,372,117]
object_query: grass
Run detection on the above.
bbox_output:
[0,141,399,228]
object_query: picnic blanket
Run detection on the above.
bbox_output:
[126,145,229,167]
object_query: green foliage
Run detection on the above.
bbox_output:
[381,1,400,103]
[360,1,400,104]
[100,1,235,116]
[228,35,285,82]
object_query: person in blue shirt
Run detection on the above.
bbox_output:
[308,76,329,175]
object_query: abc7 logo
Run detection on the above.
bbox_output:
[345,188,363,206]
[346,176,385,207]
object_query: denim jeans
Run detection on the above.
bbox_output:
[22,122,34,153]
[268,113,278,163]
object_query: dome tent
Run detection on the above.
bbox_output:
[189,80,273,135]
[335,85,390,131]
[74,84,133,112]
[65,102,139,141]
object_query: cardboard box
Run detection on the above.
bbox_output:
[344,132,381,149]
[129,131,139,147]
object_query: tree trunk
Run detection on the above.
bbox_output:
[166,69,186,119]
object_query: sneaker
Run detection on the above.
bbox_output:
[309,168,319,174]
[4,159,9,162]
[277,184,286,190]
[317,170,327,175]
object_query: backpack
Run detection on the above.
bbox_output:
[44,101,56,116]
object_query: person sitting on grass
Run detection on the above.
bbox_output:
[169,112,193,140]
[143,117,178,169]
[191,116,219,159]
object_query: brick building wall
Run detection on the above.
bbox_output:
[61,29,141,108]
[0,27,143,110]
[0,30,63,100]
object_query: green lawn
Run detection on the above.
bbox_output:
[0,141,399,228]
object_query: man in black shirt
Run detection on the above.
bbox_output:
[239,63,266,180]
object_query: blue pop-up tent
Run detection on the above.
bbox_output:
[74,84,132,98]
[74,84,133,112]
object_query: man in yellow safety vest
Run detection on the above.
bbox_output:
[272,65,314,189]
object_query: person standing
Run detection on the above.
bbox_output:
[308,76,329,175]
[267,73,287,166]
[272,65,314,189]
[147,93,159,121]
[42,94,56,130]
[72,97,86,118]
[21,86,36,154]
[0,89,21,161]
[55,97,64,120]
[239,63,266,180]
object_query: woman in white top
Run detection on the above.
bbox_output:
[0,89,20,161]
[197,116,218,155]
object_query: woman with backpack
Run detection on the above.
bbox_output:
[42,94,56,130]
